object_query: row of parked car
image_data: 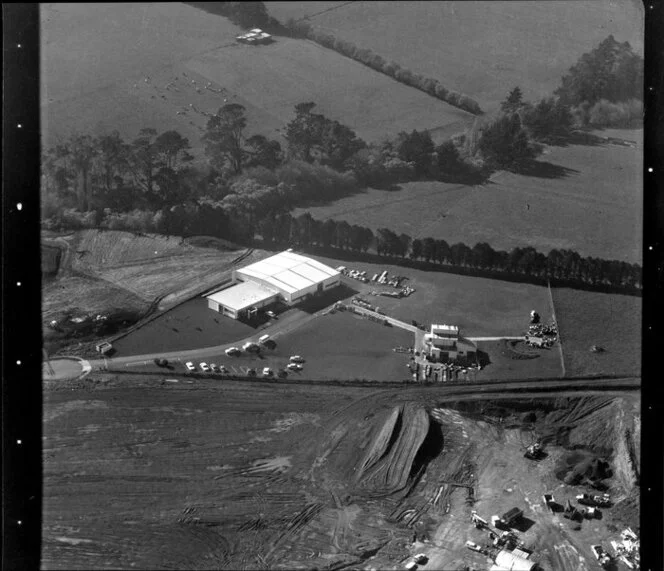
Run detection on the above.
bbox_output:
[183,355,306,377]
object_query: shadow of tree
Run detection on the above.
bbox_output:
[508,159,580,179]
[544,130,606,147]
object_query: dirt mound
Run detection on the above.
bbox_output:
[354,403,430,497]
[555,450,613,486]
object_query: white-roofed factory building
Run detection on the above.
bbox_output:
[206,251,341,319]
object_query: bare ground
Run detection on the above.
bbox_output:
[43,375,639,570]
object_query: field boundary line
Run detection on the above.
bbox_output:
[548,280,566,378]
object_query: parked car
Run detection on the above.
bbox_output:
[209,363,218,372]
[219,364,228,374]
[246,368,257,377]
[243,342,261,353]
[286,363,303,371]
[277,369,288,378]
[225,347,241,356]
[262,367,273,377]
[413,553,428,565]
[266,310,277,319]
[199,362,210,372]
[289,355,305,363]
[465,541,482,552]
[185,361,196,372]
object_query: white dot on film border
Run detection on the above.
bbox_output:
[17,281,22,286]
[17,43,22,48]
[18,520,22,525]
[16,360,22,365]
[648,167,653,173]
[17,203,23,210]
[17,124,22,129]
[17,439,22,444]
[649,246,654,251]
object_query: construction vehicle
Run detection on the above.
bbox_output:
[591,545,612,568]
[542,494,555,511]
[501,507,523,527]
[563,500,582,522]
[471,511,489,529]
[413,553,428,565]
[524,441,544,460]
[581,506,597,519]
[576,493,611,507]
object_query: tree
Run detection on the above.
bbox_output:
[319,120,366,169]
[436,140,466,177]
[154,130,192,170]
[411,238,423,260]
[203,104,248,175]
[522,98,573,142]
[422,238,436,262]
[501,86,524,114]
[555,35,644,106]
[245,135,283,170]
[478,113,540,169]
[128,128,160,197]
[227,1,269,29]
[285,102,325,162]
[69,134,99,211]
[396,130,434,176]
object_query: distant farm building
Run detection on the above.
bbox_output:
[424,324,476,362]
[206,251,341,319]
[236,28,273,44]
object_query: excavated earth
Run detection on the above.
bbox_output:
[42,374,639,570]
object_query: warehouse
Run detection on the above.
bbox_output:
[207,251,341,319]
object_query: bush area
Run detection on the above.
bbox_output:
[279,17,483,116]
[42,29,642,295]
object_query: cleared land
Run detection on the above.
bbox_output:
[295,132,643,263]
[315,255,552,337]
[41,3,470,149]
[42,375,640,570]
[474,339,563,381]
[268,1,644,110]
[551,288,641,377]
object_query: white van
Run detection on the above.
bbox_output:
[258,334,270,344]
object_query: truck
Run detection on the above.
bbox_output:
[501,507,523,526]
[524,441,544,459]
[591,545,612,568]
[576,493,611,507]
[542,494,555,511]
[470,511,489,529]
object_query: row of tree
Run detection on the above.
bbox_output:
[281,18,482,115]
[259,212,642,291]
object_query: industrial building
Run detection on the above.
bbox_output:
[206,251,341,319]
[424,324,476,362]
[490,549,538,571]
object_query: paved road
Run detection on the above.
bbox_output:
[467,336,525,342]
[90,307,325,370]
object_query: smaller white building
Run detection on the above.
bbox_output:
[424,324,476,362]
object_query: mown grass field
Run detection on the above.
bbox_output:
[295,132,643,263]
[313,254,552,337]
[41,3,471,149]
[551,288,641,377]
[268,1,644,110]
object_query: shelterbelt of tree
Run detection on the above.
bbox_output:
[42,33,642,294]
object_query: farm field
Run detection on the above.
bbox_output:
[268,1,644,110]
[41,3,471,150]
[313,255,552,337]
[42,374,640,570]
[185,36,472,142]
[295,132,643,263]
[551,288,641,377]
[474,339,563,381]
